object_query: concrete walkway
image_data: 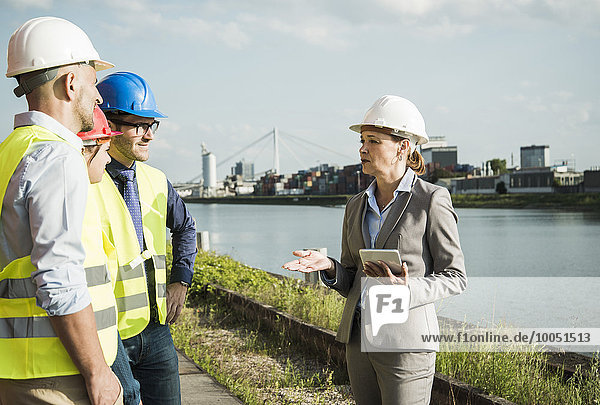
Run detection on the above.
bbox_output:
[178,350,243,405]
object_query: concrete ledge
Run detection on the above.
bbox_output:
[210,284,346,369]
[431,373,515,405]
[205,284,516,404]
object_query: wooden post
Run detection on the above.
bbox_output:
[303,248,327,285]
[196,231,210,251]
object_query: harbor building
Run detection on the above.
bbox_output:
[421,136,458,174]
[232,160,255,181]
[202,143,217,197]
[583,169,600,192]
[451,167,584,194]
[521,145,549,168]
[254,163,373,196]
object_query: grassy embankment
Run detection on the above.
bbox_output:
[451,192,600,210]
[170,250,600,404]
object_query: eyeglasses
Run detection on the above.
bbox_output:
[108,118,160,136]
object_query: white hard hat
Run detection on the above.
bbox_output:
[350,95,429,146]
[6,17,113,96]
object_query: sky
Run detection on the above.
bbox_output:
[1,0,599,182]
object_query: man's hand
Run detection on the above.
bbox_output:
[166,282,188,324]
[49,305,122,405]
[86,368,122,405]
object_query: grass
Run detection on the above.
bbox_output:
[173,249,600,404]
[171,298,353,404]
[186,251,345,332]
[437,351,600,404]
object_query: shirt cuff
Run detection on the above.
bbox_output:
[169,265,194,285]
[38,286,92,316]
[319,269,337,286]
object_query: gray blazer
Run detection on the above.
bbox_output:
[328,177,467,351]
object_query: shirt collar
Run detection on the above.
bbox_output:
[106,158,137,180]
[365,167,416,214]
[365,167,416,198]
[14,111,83,149]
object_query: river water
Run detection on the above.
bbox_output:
[186,204,600,333]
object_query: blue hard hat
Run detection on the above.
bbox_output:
[97,71,167,118]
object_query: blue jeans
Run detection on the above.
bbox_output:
[123,322,181,405]
[112,333,141,405]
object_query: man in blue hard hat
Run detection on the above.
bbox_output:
[93,71,197,405]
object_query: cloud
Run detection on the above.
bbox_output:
[96,0,600,53]
[507,90,595,135]
[551,90,573,102]
[159,121,181,134]
[162,18,250,49]
[1,0,53,9]
[416,16,474,39]
[268,19,349,49]
[506,93,548,112]
[520,80,536,88]
[505,94,528,103]
[556,102,592,126]
[367,0,600,32]
[101,0,250,49]
[376,0,443,17]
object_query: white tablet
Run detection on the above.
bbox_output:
[358,249,402,266]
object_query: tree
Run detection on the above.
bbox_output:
[487,158,508,175]
[496,181,507,194]
[428,168,456,184]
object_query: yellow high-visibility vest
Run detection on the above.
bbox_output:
[93,162,167,339]
[0,126,118,379]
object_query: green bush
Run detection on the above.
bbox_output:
[185,250,345,332]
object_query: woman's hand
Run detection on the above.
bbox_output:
[363,260,409,285]
[282,250,333,273]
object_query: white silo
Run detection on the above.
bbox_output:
[202,143,217,192]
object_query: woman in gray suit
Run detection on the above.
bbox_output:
[283,95,467,405]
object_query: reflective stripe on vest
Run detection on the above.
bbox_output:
[0,126,118,379]
[93,162,168,339]
[0,307,117,338]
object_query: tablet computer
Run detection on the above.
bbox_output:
[358,249,402,266]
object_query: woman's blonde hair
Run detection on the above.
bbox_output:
[407,148,426,175]
[390,133,426,175]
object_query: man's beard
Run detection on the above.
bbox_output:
[76,96,95,132]
[112,135,148,162]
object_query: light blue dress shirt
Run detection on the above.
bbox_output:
[0,111,90,316]
[321,168,415,286]
[364,168,415,249]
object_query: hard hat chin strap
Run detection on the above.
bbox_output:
[13,67,59,97]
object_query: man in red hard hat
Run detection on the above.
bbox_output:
[0,17,122,404]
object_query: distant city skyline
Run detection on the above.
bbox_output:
[1,1,598,181]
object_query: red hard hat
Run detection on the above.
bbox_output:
[78,105,122,143]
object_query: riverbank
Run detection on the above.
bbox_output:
[172,249,600,404]
[183,192,600,210]
[183,194,349,206]
[451,192,600,210]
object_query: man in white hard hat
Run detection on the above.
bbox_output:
[0,17,122,404]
